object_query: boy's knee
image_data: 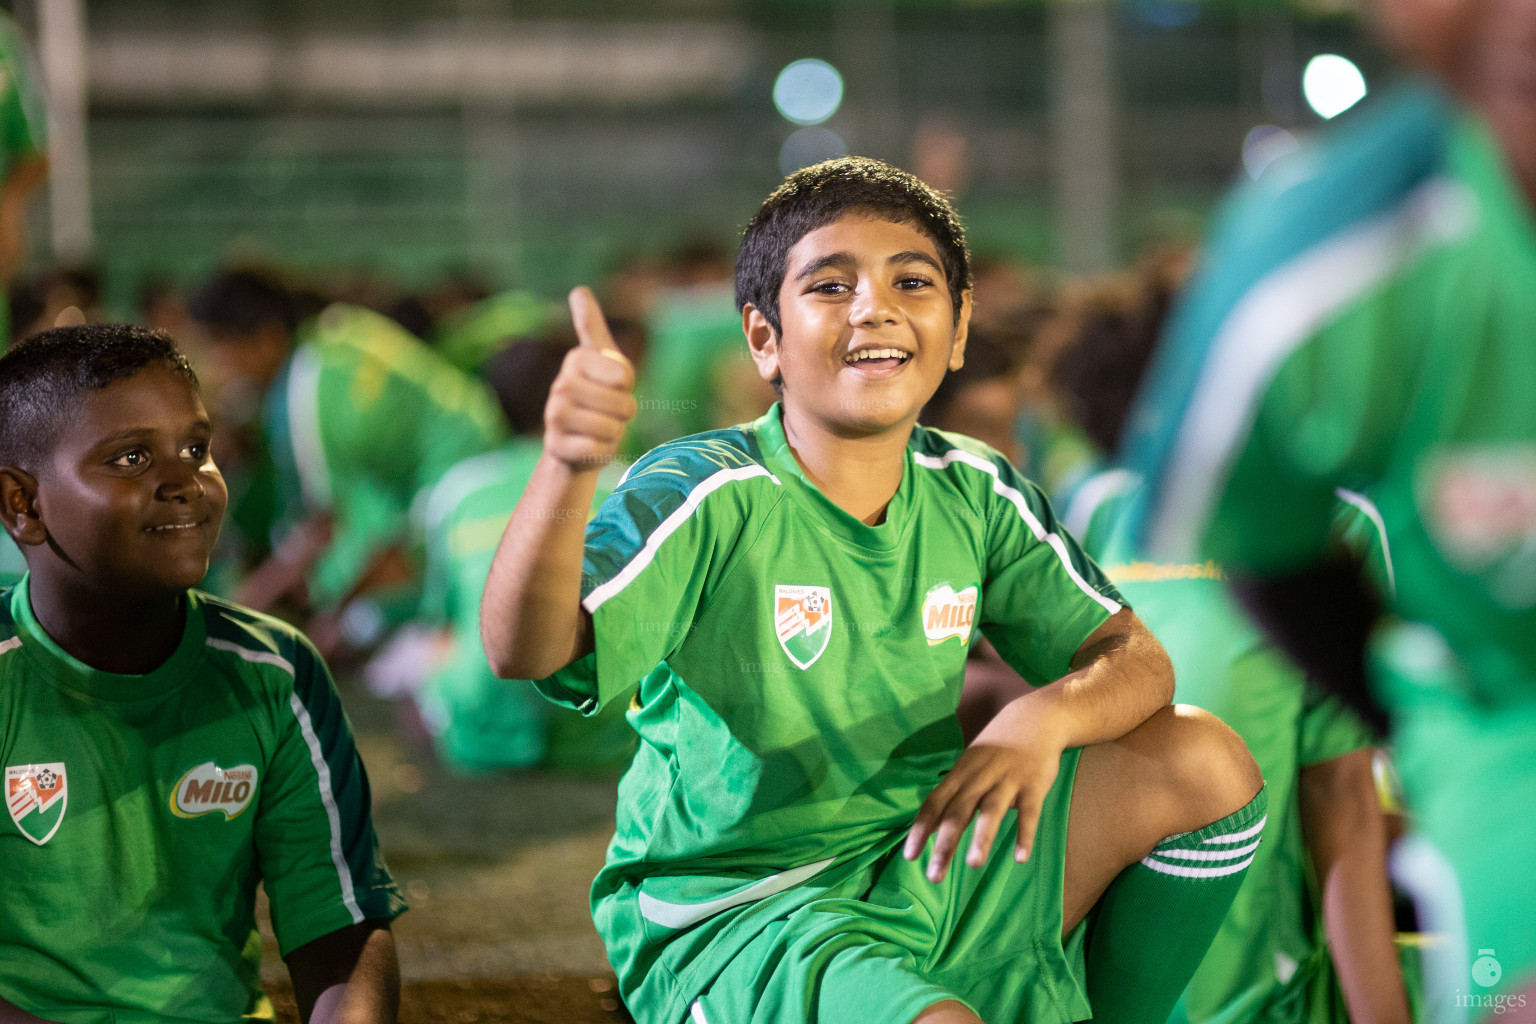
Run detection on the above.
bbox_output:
[1126,705,1263,833]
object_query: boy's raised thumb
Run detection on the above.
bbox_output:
[569,286,620,355]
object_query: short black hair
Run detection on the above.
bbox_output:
[1050,279,1176,455]
[735,156,972,336]
[0,324,198,471]
[187,269,298,338]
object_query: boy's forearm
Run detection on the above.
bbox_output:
[1301,750,1411,1024]
[989,609,1172,751]
[480,452,601,679]
[287,921,399,1024]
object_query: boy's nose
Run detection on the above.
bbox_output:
[156,462,207,502]
[849,283,899,328]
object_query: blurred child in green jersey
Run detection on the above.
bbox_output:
[1124,0,1536,1014]
[406,335,632,774]
[0,325,404,1024]
[186,271,507,658]
[482,157,1266,1024]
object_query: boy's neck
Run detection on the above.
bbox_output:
[28,575,187,675]
[781,404,912,526]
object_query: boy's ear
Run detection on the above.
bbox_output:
[742,304,783,385]
[0,466,45,547]
[948,289,974,372]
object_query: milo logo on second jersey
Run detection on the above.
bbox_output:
[923,584,978,646]
[171,762,259,820]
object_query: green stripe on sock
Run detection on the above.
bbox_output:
[1085,786,1269,1024]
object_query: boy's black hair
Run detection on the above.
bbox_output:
[1050,281,1175,454]
[735,156,972,336]
[481,335,576,437]
[0,324,198,472]
[187,270,299,338]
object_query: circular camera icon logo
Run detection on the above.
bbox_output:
[1473,949,1502,989]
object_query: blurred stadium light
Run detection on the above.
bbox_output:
[773,58,843,126]
[1302,52,1366,119]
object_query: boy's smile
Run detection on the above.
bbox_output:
[751,214,970,437]
[34,363,227,597]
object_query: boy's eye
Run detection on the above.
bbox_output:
[182,441,210,462]
[896,275,933,290]
[110,449,147,468]
[811,281,850,296]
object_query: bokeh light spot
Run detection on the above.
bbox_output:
[1242,125,1301,180]
[1302,54,1366,120]
[779,127,848,176]
[773,59,844,126]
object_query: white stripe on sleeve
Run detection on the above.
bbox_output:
[914,449,1122,615]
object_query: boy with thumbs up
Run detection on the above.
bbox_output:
[482,158,1265,1024]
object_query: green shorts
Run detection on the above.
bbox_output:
[685,747,1087,1024]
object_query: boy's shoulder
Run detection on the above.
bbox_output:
[193,590,324,686]
[910,423,1033,495]
[613,420,778,500]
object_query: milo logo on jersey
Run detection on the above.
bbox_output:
[923,584,978,646]
[7,763,67,846]
[171,762,259,820]
[775,585,833,669]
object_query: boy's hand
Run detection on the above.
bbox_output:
[904,697,1071,883]
[544,287,638,471]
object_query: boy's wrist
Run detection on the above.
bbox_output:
[975,687,1075,753]
[535,447,607,482]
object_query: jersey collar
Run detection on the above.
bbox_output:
[9,575,207,702]
[756,403,918,553]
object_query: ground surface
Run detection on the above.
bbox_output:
[260,692,633,1023]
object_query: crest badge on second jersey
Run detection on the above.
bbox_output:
[6,762,67,846]
[775,584,833,669]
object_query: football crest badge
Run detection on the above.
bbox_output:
[922,583,978,646]
[7,762,67,846]
[775,584,833,669]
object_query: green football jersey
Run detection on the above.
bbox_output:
[416,438,629,772]
[1125,83,1536,995]
[0,577,405,1023]
[1073,475,1375,1024]
[536,404,1123,1024]
[265,303,508,605]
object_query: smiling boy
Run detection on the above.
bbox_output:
[0,325,404,1024]
[482,158,1265,1024]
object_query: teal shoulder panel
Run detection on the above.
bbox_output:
[581,424,769,603]
[1122,83,1456,549]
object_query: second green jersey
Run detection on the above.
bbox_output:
[0,579,404,1023]
[537,405,1123,1024]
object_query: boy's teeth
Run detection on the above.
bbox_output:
[847,348,907,363]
